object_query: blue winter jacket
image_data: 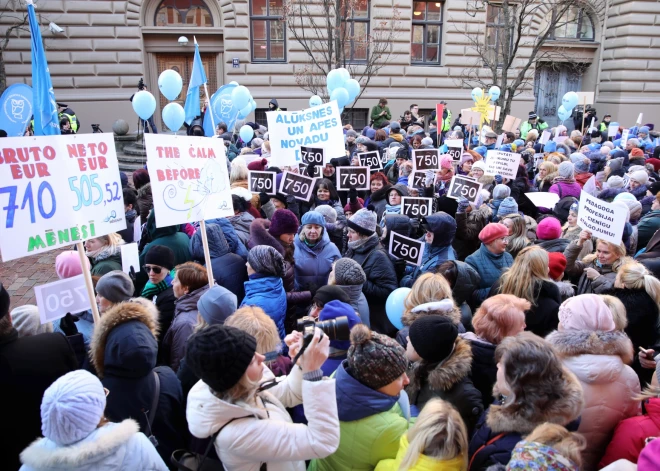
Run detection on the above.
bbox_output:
[465,244,513,303]
[205,217,249,260]
[293,230,341,291]
[241,275,287,339]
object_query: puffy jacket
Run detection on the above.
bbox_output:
[452,261,481,330]
[227,211,254,247]
[465,244,513,305]
[190,223,248,303]
[366,185,392,222]
[118,209,138,244]
[162,285,208,372]
[150,286,176,351]
[293,229,341,291]
[89,248,123,276]
[186,366,339,471]
[534,237,570,253]
[549,181,582,199]
[137,182,153,225]
[453,205,492,261]
[308,361,409,471]
[375,434,465,471]
[637,210,660,251]
[564,241,618,295]
[241,275,287,339]
[205,217,250,260]
[546,329,641,470]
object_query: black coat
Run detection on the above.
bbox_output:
[466,337,497,409]
[0,330,77,470]
[534,238,571,254]
[153,286,176,352]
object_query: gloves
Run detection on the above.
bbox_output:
[259,192,271,206]
[410,218,420,232]
[307,163,316,178]
[393,258,407,281]
[424,170,435,187]
[457,196,470,213]
[538,118,545,124]
[349,187,358,204]
[59,313,79,336]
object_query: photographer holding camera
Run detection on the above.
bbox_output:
[130,78,158,134]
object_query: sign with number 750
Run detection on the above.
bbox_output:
[34,275,92,324]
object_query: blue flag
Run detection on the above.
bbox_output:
[27,2,59,136]
[183,39,208,125]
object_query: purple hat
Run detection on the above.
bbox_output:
[269,209,299,237]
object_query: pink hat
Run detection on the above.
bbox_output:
[536,217,562,240]
[247,158,268,171]
[478,223,509,244]
[55,251,90,280]
[558,294,615,332]
[638,437,660,470]
[440,155,453,170]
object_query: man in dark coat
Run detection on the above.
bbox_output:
[0,284,78,470]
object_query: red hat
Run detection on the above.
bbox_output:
[478,223,508,244]
[344,197,364,213]
[247,158,268,171]
[548,252,567,281]
[646,158,660,172]
[630,148,645,158]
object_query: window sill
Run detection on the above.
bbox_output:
[250,60,289,64]
[411,62,443,67]
[545,39,599,48]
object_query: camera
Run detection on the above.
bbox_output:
[91,124,103,133]
[297,316,350,342]
[138,78,145,91]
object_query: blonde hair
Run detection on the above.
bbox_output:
[600,295,628,330]
[526,129,539,143]
[230,157,248,183]
[225,306,280,354]
[262,141,271,153]
[398,399,468,471]
[501,213,529,256]
[194,313,210,333]
[524,423,586,468]
[404,273,457,319]
[473,294,530,344]
[546,154,562,166]
[216,371,260,405]
[616,261,660,309]
[539,161,557,176]
[499,246,550,306]
[85,233,124,258]
[582,240,627,270]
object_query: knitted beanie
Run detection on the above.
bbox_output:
[622,199,643,223]
[608,158,623,172]
[497,197,518,218]
[333,258,367,286]
[639,437,660,471]
[558,161,575,179]
[492,184,511,200]
[440,155,453,170]
[347,324,407,390]
[185,324,257,393]
[543,141,557,153]
[559,294,615,332]
[348,207,378,236]
[548,252,567,281]
[614,192,637,203]
[301,210,326,228]
[11,305,53,336]
[248,245,284,278]
[55,251,90,280]
[144,245,175,270]
[607,175,625,189]
[421,137,433,147]
[570,153,589,173]
[628,165,646,174]
[479,223,509,244]
[344,197,364,214]
[269,209,299,237]
[0,283,9,320]
[197,285,238,326]
[41,370,107,446]
[95,270,134,303]
[247,158,268,171]
[315,204,338,224]
[537,217,562,240]
[313,285,351,306]
[472,160,486,171]
[508,440,580,471]
[409,316,458,364]
[630,170,649,186]
[460,153,474,164]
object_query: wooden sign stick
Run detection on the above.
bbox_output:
[76,242,101,324]
[198,220,215,287]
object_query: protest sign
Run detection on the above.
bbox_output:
[0,83,33,137]
[411,171,426,189]
[447,175,482,203]
[583,175,599,196]
[460,110,481,126]
[539,130,551,144]
[484,150,521,179]
[412,149,440,171]
[145,134,233,227]
[358,151,382,171]
[388,231,424,266]
[533,153,545,169]
[0,134,126,262]
[336,166,369,191]
[495,134,504,148]
[577,191,626,245]
[298,163,323,178]
[620,129,630,148]
[444,139,463,161]
[266,101,344,167]
[576,92,595,105]
[279,171,316,201]
[248,171,277,195]
[300,146,324,165]
[636,113,643,125]
[133,218,142,244]
[34,275,91,324]
[607,123,619,139]
[121,242,140,274]
[525,192,560,209]
[501,115,522,133]
[400,196,433,219]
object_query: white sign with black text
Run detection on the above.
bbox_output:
[358,151,382,171]
[577,191,626,245]
[336,166,370,191]
[412,149,440,171]
[620,129,630,148]
[300,146,325,166]
[248,171,277,195]
[388,231,424,266]
[34,275,92,324]
[484,150,521,179]
[278,171,316,202]
[447,175,483,203]
[400,197,433,219]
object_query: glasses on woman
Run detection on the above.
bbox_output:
[143,265,163,274]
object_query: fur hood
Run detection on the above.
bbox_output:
[407,337,472,396]
[248,217,286,257]
[545,329,634,365]
[401,301,461,327]
[89,299,159,377]
[137,182,151,199]
[554,280,575,301]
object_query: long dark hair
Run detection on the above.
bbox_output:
[314,178,340,202]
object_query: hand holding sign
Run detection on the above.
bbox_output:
[388,231,424,266]
[447,175,482,203]
[279,171,316,201]
[576,191,626,245]
[358,151,382,171]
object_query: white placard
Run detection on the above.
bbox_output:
[577,191,626,245]
[484,150,521,179]
[447,175,483,203]
[533,153,545,169]
[0,134,126,262]
[460,110,482,125]
[121,242,140,274]
[34,275,92,324]
[607,123,619,139]
[444,139,463,148]
[267,101,344,167]
[553,135,568,144]
[133,219,142,244]
[525,192,560,208]
[145,134,233,227]
[620,129,630,148]
[539,130,551,144]
[636,113,643,125]
[583,175,599,196]
[336,166,369,191]
[388,231,424,266]
[576,91,595,105]
[495,134,504,149]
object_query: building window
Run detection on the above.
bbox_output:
[341,0,370,63]
[155,0,213,27]
[341,108,369,131]
[251,0,286,62]
[411,1,443,65]
[255,107,287,127]
[552,7,595,41]
[485,4,514,67]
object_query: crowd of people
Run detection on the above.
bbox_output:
[2,100,660,471]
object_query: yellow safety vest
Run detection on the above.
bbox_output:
[59,112,78,132]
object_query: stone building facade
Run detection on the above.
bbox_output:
[1,0,658,133]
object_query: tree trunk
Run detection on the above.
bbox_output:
[0,49,6,95]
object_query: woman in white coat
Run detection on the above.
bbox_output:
[185,324,339,471]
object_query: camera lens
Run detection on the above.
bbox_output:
[317,316,350,341]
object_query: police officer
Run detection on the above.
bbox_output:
[520,111,548,139]
[57,103,79,133]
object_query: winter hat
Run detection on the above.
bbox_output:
[648,180,660,196]
[346,130,358,138]
[247,158,268,171]
[492,184,511,200]
[537,217,562,240]
[197,285,237,326]
[460,153,474,165]
[440,155,453,170]
[614,192,637,203]
[628,165,646,174]
[41,370,107,446]
[231,186,253,202]
[95,270,134,303]
[544,141,557,153]
[344,197,364,214]
[497,197,518,218]
[11,305,53,336]
[639,125,650,136]
[479,223,509,244]
[365,128,376,140]
[558,161,575,179]
[559,294,615,332]
[630,170,649,186]
[421,137,433,147]
[301,210,326,228]
[601,141,614,150]
[630,148,645,158]
[0,283,8,320]
[315,204,338,224]
[356,136,369,145]
[529,112,538,120]
[507,440,579,471]
[473,146,487,157]
[513,139,525,149]
[269,209,299,237]
[471,160,486,172]
[144,245,175,270]
[333,258,367,285]
[622,199,642,223]
[637,435,660,471]
[319,300,362,350]
[247,245,284,278]
[646,158,660,172]
[390,122,401,132]
[607,175,625,189]
[347,324,407,390]
[500,144,513,153]
[348,207,378,236]
[570,153,589,173]
[314,286,351,308]
[55,250,90,280]
[409,316,458,364]
[548,252,567,281]
[185,324,257,393]
[250,137,264,149]
[607,158,623,172]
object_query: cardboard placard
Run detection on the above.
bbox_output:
[539,130,551,145]
[487,106,501,121]
[411,171,427,189]
[447,175,483,203]
[553,135,568,144]
[336,166,370,191]
[577,191,626,245]
[412,149,440,171]
[34,275,92,324]
[298,163,323,178]
[300,146,324,165]
[525,192,560,209]
[278,171,316,202]
[636,113,643,125]
[484,150,521,179]
[620,129,630,148]
[576,91,595,105]
[388,231,424,266]
[120,242,140,274]
[400,196,433,219]
[460,110,482,125]
[248,171,277,195]
[501,115,522,133]
[0,134,126,262]
[358,151,382,171]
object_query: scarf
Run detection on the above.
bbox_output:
[438,169,453,183]
[348,233,377,250]
[141,273,173,300]
[86,244,120,262]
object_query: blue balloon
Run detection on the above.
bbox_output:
[239,124,254,143]
[158,69,183,101]
[250,99,257,112]
[309,95,323,107]
[385,287,411,330]
[132,91,156,121]
[471,87,483,102]
[557,105,571,122]
[488,86,501,102]
[562,91,579,111]
[162,103,185,131]
[327,69,346,93]
[231,85,251,110]
[330,87,350,108]
[336,67,351,84]
[238,103,252,119]
[344,79,360,102]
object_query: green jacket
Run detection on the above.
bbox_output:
[90,252,122,276]
[520,119,548,139]
[371,105,392,129]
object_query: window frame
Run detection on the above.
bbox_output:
[341,108,369,131]
[341,0,370,64]
[485,3,514,68]
[411,1,444,66]
[154,0,214,27]
[250,0,287,63]
[551,7,595,42]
